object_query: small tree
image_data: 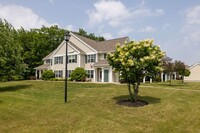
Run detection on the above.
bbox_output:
[107,39,164,101]
[70,67,87,81]
[162,56,175,85]
[42,70,55,80]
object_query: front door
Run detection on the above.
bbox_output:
[104,69,109,82]
[99,70,102,82]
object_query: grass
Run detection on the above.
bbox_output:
[0,80,200,133]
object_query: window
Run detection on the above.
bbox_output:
[86,70,94,78]
[68,55,77,63]
[85,54,96,63]
[45,59,50,64]
[54,70,63,78]
[54,56,63,64]
[67,70,73,78]
[104,53,107,59]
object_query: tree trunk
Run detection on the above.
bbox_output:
[182,76,184,83]
[133,82,140,101]
[127,83,134,101]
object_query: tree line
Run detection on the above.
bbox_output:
[0,19,105,81]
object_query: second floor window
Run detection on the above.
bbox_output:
[85,54,96,63]
[54,56,63,64]
[68,55,77,63]
[45,59,50,64]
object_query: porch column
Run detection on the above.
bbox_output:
[161,73,163,82]
[174,72,176,80]
[150,78,152,83]
[109,67,113,82]
[102,67,104,82]
[165,74,167,82]
[94,68,96,82]
[143,76,146,83]
[35,70,38,80]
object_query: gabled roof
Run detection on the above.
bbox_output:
[34,64,50,70]
[69,41,85,54]
[72,33,128,53]
[43,50,55,60]
[189,63,200,70]
[93,59,109,67]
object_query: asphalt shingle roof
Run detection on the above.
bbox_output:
[73,33,128,52]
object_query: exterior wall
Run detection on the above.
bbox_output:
[185,64,200,81]
[70,35,96,53]
[80,54,85,68]
[98,53,105,60]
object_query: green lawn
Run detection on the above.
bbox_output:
[0,80,200,133]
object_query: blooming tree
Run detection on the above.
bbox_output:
[107,39,164,101]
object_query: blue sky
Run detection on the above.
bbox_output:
[0,0,200,65]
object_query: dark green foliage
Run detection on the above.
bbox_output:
[76,28,105,41]
[18,25,65,79]
[0,19,25,82]
[70,67,87,81]
[174,60,190,83]
[42,70,55,80]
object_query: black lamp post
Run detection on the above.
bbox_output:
[64,32,70,103]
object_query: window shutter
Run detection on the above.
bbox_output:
[54,57,56,64]
[61,56,63,64]
[85,55,87,63]
[75,55,77,63]
[94,54,96,62]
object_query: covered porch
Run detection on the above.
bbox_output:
[34,64,50,79]
[93,60,119,83]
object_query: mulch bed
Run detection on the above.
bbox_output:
[116,99,148,107]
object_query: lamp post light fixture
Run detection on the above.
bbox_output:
[64,31,70,103]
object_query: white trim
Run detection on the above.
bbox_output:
[68,42,81,54]
[189,63,200,70]
[49,41,65,59]
[79,54,81,67]
[85,52,96,55]
[70,32,98,53]
[53,54,65,57]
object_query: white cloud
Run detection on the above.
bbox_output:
[185,5,200,24]
[0,4,54,29]
[138,26,156,33]
[87,0,164,27]
[118,27,134,36]
[66,25,74,31]
[181,5,200,45]
[102,32,113,39]
[88,0,131,27]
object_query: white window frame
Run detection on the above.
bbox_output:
[86,70,94,78]
[54,56,63,64]
[68,55,77,63]
[54,70,63,78]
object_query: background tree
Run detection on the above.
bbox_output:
[162,56,175,85]
[174,60,190,83]
[76,28,105,41]
[18,25,65,79]
[0,19,25,81]
[107,39,164,101]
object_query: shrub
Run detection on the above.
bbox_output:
[70,67,87,81]
[42,70,55,80]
